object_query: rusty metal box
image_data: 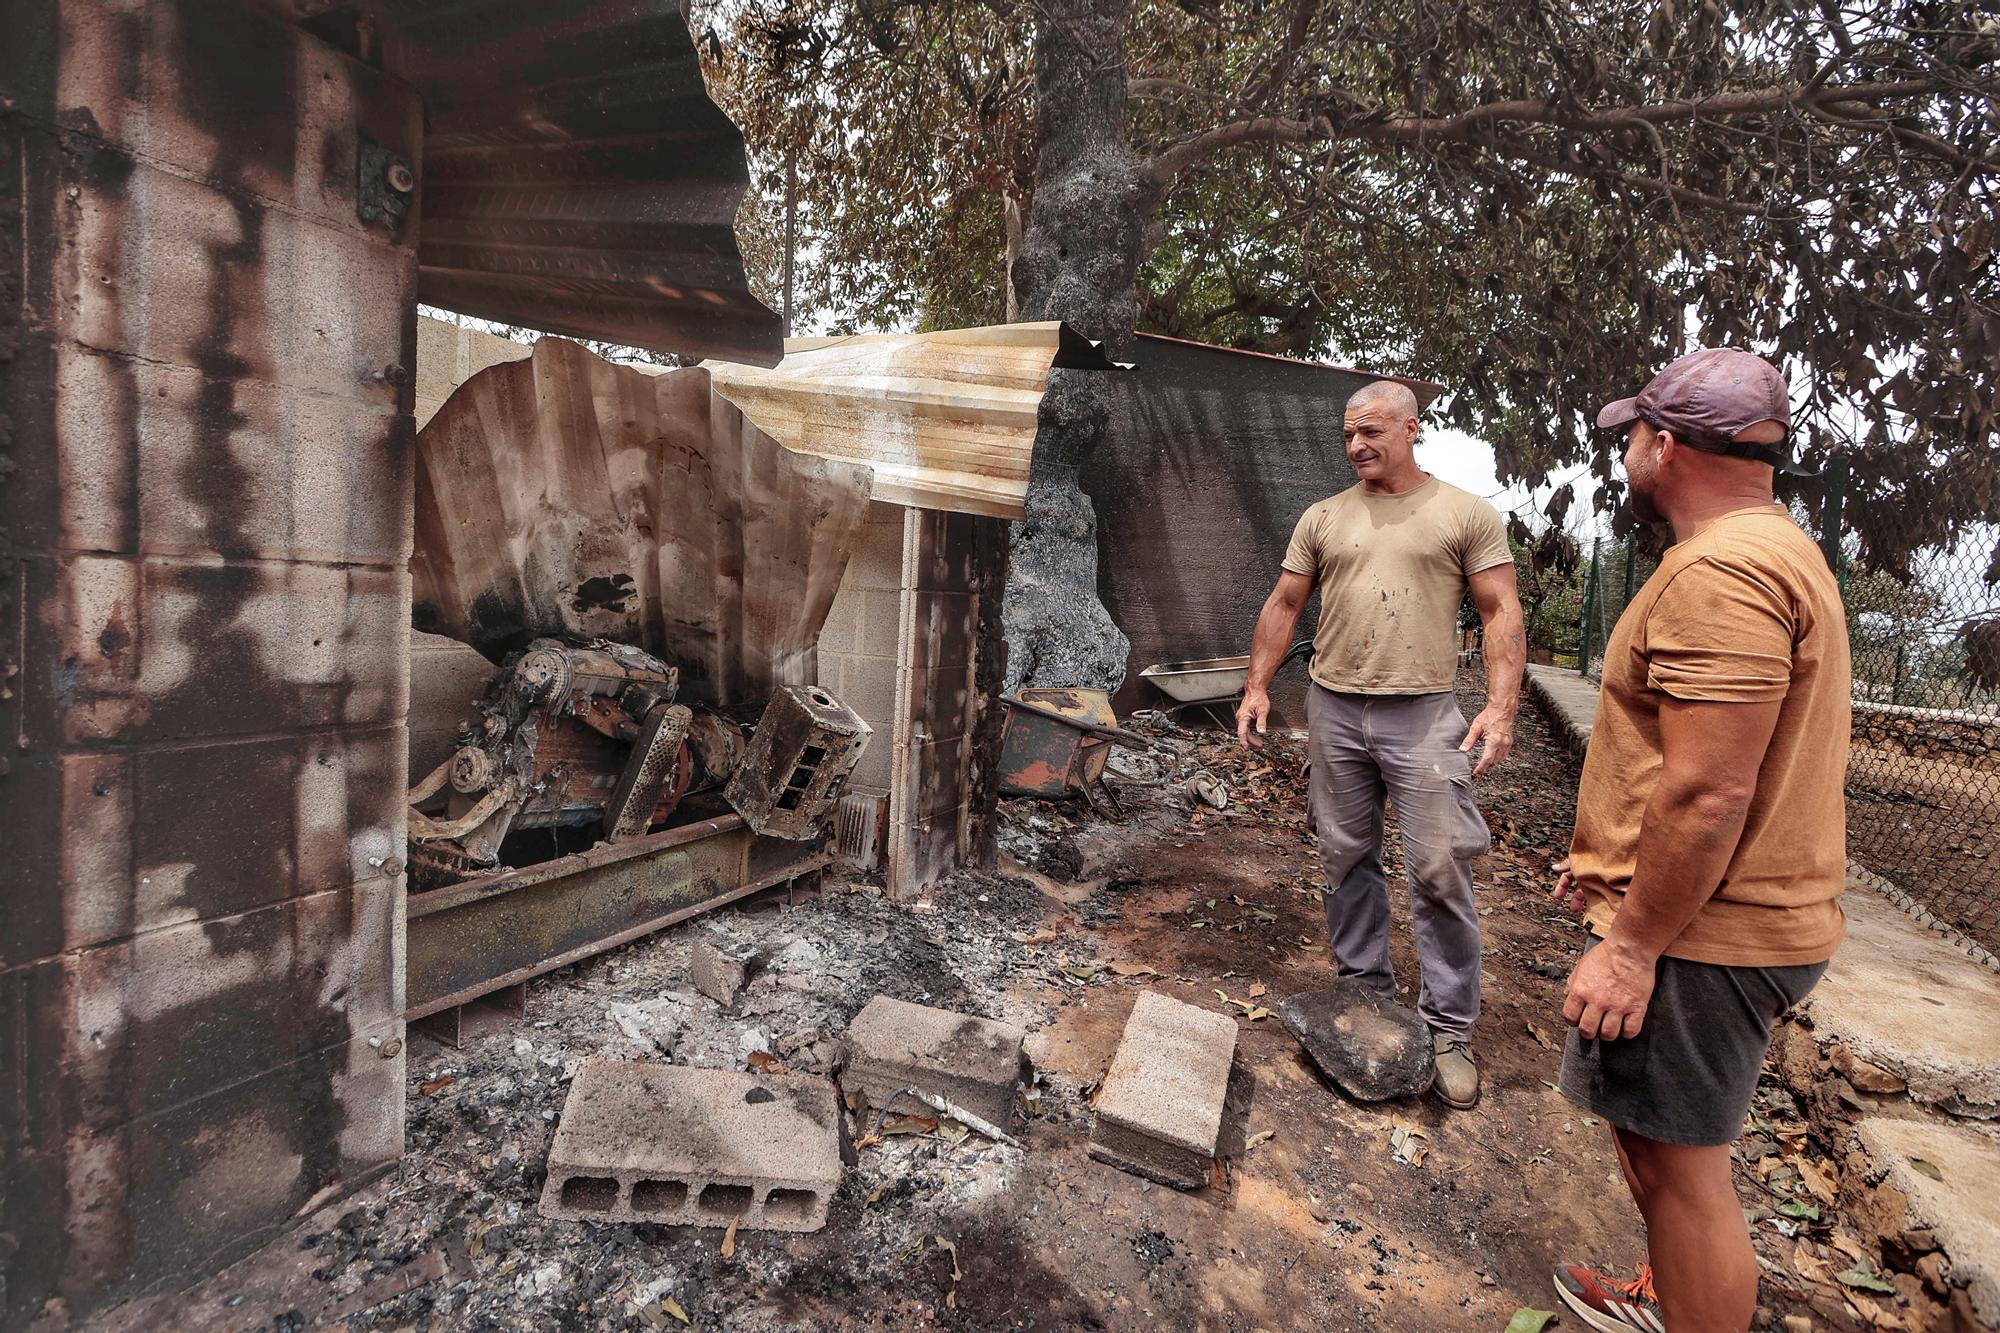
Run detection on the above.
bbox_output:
[726,685,873,839]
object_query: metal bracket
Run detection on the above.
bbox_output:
[356,138,414,232]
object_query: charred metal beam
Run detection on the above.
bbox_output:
[406,815,829,1020]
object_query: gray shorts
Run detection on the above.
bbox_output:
[1558,937,1827,1147]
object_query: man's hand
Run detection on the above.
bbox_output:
[1236,688,1271,750]
[1563,938,1657,1041]
[1459,705,1516,776]
[1550,856,1586,914]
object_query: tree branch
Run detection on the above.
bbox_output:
[1143,77,1961,186]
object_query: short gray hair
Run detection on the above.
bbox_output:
[1347,379,1420,419]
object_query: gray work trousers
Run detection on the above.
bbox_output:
[1306,684,1492,1038]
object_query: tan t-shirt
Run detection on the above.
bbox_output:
[1282,476,1513,694]
[1571,506,1851,966]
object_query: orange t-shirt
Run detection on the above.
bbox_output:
[1571,506,1852,966]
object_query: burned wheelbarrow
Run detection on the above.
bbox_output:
[1135,639,1313,728]
[998,687,1151,819]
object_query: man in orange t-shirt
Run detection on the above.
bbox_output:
[1545,350,1851,1333]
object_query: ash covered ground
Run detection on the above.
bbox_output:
[94,674,1867,1333]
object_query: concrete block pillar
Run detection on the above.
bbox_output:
[0,0,417,1317]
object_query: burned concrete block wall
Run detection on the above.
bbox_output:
[818,503,912,798]
[1084,336,1432,730]
[0,1,415,1317]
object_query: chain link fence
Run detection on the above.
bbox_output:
[1567,473,2000,953]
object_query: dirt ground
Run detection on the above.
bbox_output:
[92,673,1880,1333]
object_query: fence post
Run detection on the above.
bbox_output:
[1819,450,1848,588]
[1578,538,1601,677]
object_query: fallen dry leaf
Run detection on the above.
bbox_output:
[1011,928,1058,946]
[1248,981,1268,999]
[935,1235,963,1281]
[722,1217,738,1259]
[661,1296,690,1326]
[853,1133,884,1151]
[1109,961,1159,977]
[747,1051,789,1075]
[865,1183,887,1207]
[418,1074,455,1096]
[1525,1021,1556,1050]
[1797,1157,1838,1203]
[1792,1240,1833,1285]
[1245,1129,1277,1151]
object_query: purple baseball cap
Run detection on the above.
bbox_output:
[1598,348,1810,474]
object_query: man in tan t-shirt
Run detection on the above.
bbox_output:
[1546,349,1851,1333]
[1237,379,1525,1109]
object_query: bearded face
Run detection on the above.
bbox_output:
[1623,423,1664,525]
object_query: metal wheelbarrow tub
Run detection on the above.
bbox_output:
[1137,641,1313,716]
[997,687,1149,815]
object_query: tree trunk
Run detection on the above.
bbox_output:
[1000,0,1149,692]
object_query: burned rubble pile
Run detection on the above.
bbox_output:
[268,711,1332,1330]
[300,871,1062,1330]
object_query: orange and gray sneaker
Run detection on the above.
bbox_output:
[1553,1262,1665,1332]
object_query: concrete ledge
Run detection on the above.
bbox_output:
[1523,662,1598,755]
[1850,1117,2000,1325]
[1805,885,2000,1118]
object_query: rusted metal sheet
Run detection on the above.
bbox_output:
[293,0,783,366]
[703,322,1121,520]
[405,815,828,1019]
[410,337,875,702]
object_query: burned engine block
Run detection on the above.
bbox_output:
[409,637,870,883]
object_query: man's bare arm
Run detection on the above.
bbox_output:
[1236,570,1314,749]
[1563,694,1783,1039]
[1461,562,1526,776]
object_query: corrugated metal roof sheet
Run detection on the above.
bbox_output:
[700,322,1118,520]
[308,0,782,365]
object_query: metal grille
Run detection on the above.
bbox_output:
[1569,470,2000,953]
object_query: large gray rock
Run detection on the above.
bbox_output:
[1279,981,1434,1102]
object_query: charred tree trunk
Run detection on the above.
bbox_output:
[1001,0,1150,691]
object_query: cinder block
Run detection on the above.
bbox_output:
[691,938,756,1007]
[1089,991,1237,1189]
[840,996,1026,1130]
[539,1061,843,1233]
[53,345,412,564]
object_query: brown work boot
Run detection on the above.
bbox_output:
[1430,1032,1480,1109]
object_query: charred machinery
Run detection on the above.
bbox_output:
[409,637,870,885]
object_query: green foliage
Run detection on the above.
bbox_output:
[697,0,1999,571]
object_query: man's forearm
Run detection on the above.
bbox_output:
[1601,785,1752,960]
[1480,601,1526,714]
[1244,596,1304,694]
